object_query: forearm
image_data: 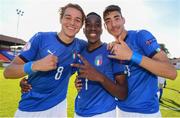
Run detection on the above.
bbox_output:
[4,64,26,79]
[98,74,128,100]
[140,56,177,80]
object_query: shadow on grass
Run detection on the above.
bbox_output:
[160,97,180,112]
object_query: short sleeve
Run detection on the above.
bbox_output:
[112,59,127,76]
[137,30,160,57]
[19,32,41,62]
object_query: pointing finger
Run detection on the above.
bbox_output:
[77,54,88,65]
[71,63,85,69]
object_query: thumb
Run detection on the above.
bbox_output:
[118,39,125,45]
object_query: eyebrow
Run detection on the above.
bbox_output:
[105,14,121,21]
[114,15,121,18]
[104,17,110,21]
[64,14,82,20]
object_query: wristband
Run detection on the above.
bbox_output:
[24,61,36,75]
[131,52,143,65]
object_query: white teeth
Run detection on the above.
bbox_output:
[90,33,96,37]
[67,26,75,30]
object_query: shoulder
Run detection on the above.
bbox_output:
[74,37,87,49]
[135,29,156,44]
[74,37,87,43]
[35,32,56,37]
[136,29,154,37]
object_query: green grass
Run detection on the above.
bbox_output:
[0,67,180,117]
[159,70,180,117]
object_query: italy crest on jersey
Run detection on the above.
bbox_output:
[95,55,103,66]
[72,50,77,60]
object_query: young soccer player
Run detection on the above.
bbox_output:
[3,3,86,117]
[103,5,177,117]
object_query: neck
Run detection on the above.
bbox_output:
[116,30,127,42]
[87,40,102,51]
[58,32,74,44]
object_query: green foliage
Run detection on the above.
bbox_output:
[159,43,169,54]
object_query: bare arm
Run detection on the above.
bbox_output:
[71,54,128,100]
[140,51,177,79]
[108,40,177,80]
[3,56,26,79]
[3,54,58,79]
[99,74,128,100]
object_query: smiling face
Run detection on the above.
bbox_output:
[84,13,102,44]
[104,11,125,39]
[60,7,83,39]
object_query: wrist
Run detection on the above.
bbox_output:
[97,73,106,83]
[130,52,143,65]
[24,61,37,75]
[31,61,39,72]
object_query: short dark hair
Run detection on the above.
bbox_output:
[86,12,101,21]
[103,5,122,20]
[59,3,85,24]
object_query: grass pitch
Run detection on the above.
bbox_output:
[0,67,179,117]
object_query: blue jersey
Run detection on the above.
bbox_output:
[75,43,126,117]
[18,32,86,111]
[117,30,160,113]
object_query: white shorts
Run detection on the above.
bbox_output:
[74,109,116,118]
[117,108,161,118]
[14,99,67,118]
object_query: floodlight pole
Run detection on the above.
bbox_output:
[15,9,24,54]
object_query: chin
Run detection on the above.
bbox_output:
[88,41,96,44]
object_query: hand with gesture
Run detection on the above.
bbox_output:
[108,40,133,61]
[32,54,58,72]
[71,54,105,82]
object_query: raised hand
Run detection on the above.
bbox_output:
[71,54,104,82]
[32,54,58,72]
[108,40,132,61]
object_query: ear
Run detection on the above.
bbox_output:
[59,17,62,24]
[122,16,125,24]
[101,29,103,34]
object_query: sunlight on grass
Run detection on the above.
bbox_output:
[0,67,179,117]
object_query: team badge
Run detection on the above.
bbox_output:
[23,42,31,51]
[145,38,154,45]
[95,55,103,66]
[72,51,77,60]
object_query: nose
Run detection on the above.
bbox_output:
[90,25,96,31]
[70,19,75,26]
[111,20,116,27]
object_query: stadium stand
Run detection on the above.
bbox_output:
[0,34,26,64]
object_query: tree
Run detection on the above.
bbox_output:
[160,44,169,54]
